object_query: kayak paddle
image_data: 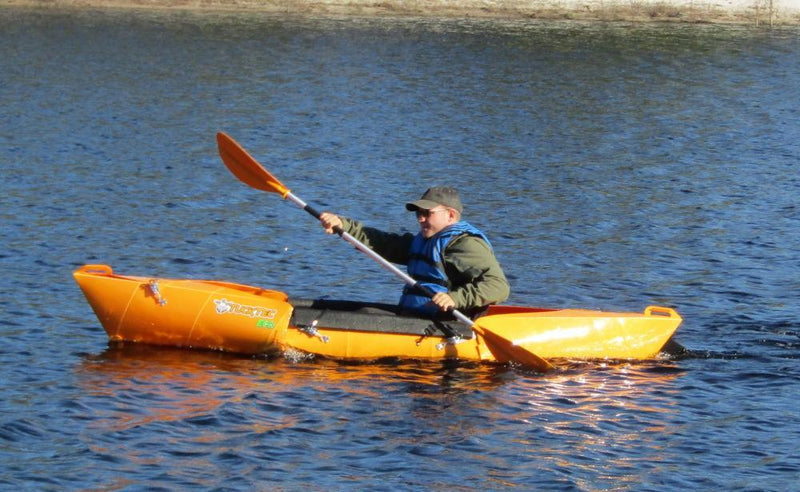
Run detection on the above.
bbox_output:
[216,131,553,372]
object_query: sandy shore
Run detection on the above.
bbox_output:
[3,0,800,24]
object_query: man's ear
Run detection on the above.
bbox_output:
[447,208,459,223]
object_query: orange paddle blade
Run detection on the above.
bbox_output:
[217,132,290,197]
[471,322,553,372]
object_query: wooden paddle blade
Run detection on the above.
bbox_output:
[472,323,554,372]
[217,132,290,197]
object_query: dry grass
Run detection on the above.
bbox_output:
[3,0,800,25]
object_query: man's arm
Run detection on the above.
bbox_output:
[443,235,510,311]
[337,217,415,265]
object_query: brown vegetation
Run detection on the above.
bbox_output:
[3,0,799,25]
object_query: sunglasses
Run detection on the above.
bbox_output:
[415,208,448,219]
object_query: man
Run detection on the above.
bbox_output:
[319,186,509,318]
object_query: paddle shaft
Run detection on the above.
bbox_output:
[289,190,554,370]
[284,190,475,328]
[295,194,552,369]
[287,191,551,370]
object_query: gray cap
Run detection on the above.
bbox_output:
[405,186,463,213]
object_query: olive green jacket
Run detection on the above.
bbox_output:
[340,217,510,314]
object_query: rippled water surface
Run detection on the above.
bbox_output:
[2,6,799,489]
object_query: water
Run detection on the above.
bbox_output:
[2,6,799,489]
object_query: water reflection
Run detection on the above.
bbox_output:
[76,345,683,430]
[77,346,278,432]
[69,344,689,488]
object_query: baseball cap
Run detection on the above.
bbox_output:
[405,186,463,213]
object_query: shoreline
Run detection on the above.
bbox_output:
[3,0,800,25]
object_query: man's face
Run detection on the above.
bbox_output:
[415,207,456,238]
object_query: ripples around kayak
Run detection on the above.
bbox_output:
[2,6,799,489]
[39,346,690,489]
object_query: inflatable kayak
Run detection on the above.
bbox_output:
[73,264,683,364]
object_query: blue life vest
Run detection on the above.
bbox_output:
[399,221,492,316]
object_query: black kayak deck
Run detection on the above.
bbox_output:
[289,299,472,338]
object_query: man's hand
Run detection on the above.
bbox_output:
[319,212,343,234]
[431,292,456,312]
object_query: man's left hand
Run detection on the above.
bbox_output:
[431,292,456,312]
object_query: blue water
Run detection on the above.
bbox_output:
[2,6,799,489]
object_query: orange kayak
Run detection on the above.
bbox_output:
[73,264,682,364]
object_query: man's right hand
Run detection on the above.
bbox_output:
[319,212,343,234]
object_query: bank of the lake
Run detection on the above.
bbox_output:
[3,0,800,24]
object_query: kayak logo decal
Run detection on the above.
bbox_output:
[256,319,275,329]
[213,298,277,323]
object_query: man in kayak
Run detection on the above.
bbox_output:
[319,186,510,318]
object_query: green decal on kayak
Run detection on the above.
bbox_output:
[257,319,275,329]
